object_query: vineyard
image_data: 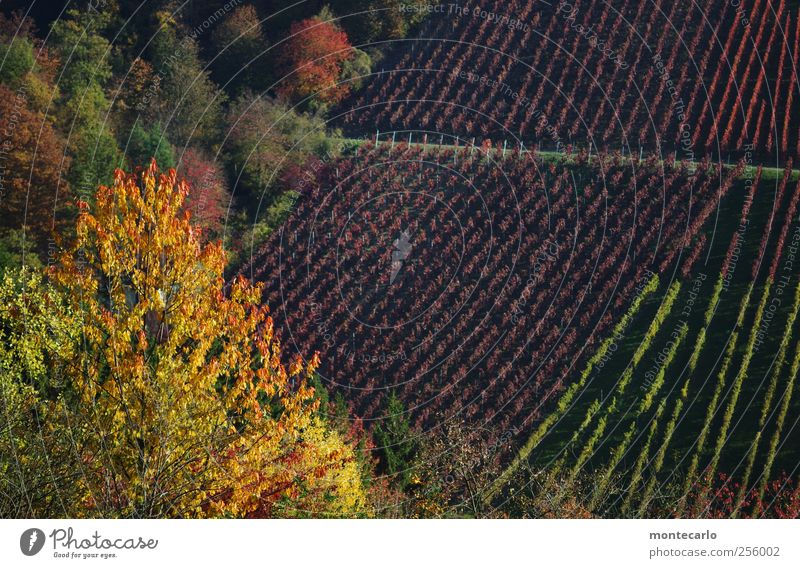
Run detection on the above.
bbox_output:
[233,0,800,518]
[489,159,800,517]
[239,141,742,461]
[338,0,800,163]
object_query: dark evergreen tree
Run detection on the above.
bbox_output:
[373,392,417,489]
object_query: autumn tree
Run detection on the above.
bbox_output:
[407,418,508,518]
[110,56,158,132]
[177,147,231,237]
[0,268,80,517]
[145,10,226,148]
[209,4,269,96]
[0,13,72,250]
[0,84,71,248]
[45,160,365,518]
[277,15,355,108]
[224,92,334,206]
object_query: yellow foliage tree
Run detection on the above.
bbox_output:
[0,268,80,517]
[48,161,364,518]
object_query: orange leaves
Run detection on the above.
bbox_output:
[0,84,71,246]
[277,17,355,106]
[288,355,305,377]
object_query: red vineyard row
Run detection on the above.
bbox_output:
[339,0,800,163]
